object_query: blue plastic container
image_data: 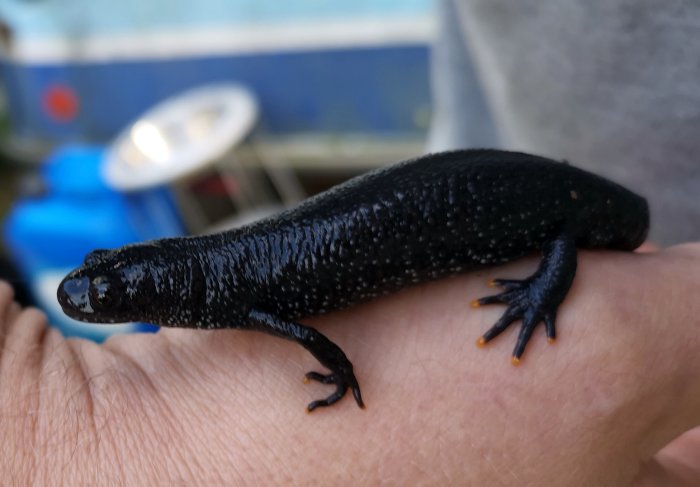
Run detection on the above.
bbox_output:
[3,145,184,341]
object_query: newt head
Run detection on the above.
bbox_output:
[57,244,178,324]
[57,248,138,323]
[58,272,123,322]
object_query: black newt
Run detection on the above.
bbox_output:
[57,149,649,411]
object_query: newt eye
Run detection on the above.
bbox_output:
[90,276,121,309]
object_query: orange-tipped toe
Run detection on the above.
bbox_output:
[470,299,481,308]
[511,356,521,366]
[547,337,556,344]
[476,337,486,348]
[302,377,310,384]
[487,279,497,288]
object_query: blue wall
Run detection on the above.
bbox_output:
[2,45,430,141]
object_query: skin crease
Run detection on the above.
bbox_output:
[0,244,699,485]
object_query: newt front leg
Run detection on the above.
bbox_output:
[247,309,364,412]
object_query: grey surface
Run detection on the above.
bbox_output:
[428,0,699,244]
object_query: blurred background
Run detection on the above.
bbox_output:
[0,0,437,340]
[2,0,697,340]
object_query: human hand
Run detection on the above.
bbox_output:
[1,243,698,485]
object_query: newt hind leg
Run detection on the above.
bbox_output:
[473,233,577,363]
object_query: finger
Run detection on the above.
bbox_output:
[651,427,700,485]
[0,281,17,352]
[7,302,22,323]
[634,428,700,485]
[0,280,16,325]
[0,307,49,394]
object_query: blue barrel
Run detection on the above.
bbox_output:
[3,145,184,341]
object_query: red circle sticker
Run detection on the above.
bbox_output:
[43,84,79,122]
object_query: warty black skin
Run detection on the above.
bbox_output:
[57,149,649,411]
